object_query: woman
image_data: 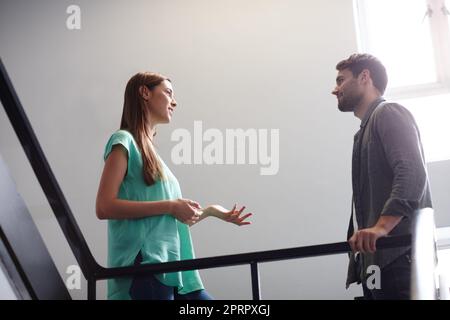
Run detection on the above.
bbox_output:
[96,72,252,300]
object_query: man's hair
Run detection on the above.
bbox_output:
[336,53,388,94]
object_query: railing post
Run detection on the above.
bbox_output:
[87,278,96,300]
[411,208,437,300]
[250,262,261,300]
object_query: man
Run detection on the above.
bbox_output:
[332,53,432,300]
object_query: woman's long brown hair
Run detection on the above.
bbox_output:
[120,72,169,185]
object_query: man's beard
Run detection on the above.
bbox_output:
[337,92,362,112]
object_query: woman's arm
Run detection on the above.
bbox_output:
[95,145,200,223]
[194,204,252,226]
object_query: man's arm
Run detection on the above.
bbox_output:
[377,103,427,218]
[349,104,427,253]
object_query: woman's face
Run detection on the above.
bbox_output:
[147,80,177,125]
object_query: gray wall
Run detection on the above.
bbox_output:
[0,0,448,299]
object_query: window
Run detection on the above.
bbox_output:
[354,0,450,98]
[399,93,450,162]
[354,0,450,162]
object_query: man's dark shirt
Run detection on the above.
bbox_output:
[346,98,432,287]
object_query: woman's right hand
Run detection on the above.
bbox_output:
[170,198,202,224]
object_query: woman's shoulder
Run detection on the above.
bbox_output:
[106,129,137,145]
[110,129,134,140]
[103,129,137,156]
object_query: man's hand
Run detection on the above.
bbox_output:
[348,226,388,253]
[348,215,403,253]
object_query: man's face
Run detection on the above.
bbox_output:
[332,69,363,112]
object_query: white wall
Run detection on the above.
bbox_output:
[0,263,19,300]
[0,0,403,299]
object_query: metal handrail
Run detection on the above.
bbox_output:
[0,58,101,277]
[95,235,412,279]
[92,235,411,300]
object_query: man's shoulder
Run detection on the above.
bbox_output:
[376,101,406,111]
[371,101,417,133]
[373,101,412,120]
